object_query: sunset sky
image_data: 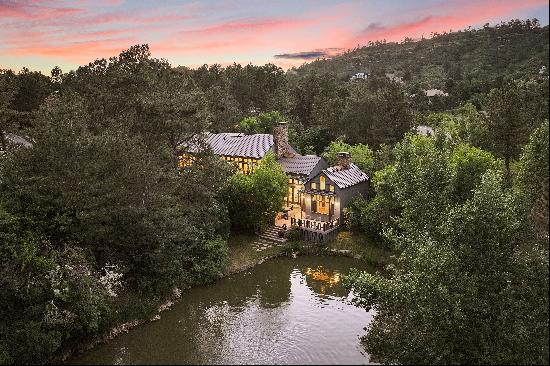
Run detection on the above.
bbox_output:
[1,0,548,74]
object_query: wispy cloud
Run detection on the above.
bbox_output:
[0,0,84,20]
[274,48,344,60]
[180,18,312,36]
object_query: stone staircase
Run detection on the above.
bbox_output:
[252,226,287,252]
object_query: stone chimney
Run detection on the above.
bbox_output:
[273,121,293,158]
[337,152,351,169]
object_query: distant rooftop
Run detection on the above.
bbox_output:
[415,125,435,136]
[1,132,33,150]
[425,89,449,97]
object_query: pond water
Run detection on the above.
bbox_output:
[69,256,376,365]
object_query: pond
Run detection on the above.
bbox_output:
[69,256,376,365]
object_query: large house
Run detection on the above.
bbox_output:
[180,122,328,206]
[178,122,370,239]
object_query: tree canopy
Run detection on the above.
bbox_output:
[222,152,288,232]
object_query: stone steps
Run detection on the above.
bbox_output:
[250,226,289,252]
[259,226,287,243]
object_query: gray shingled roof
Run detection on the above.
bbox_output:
[182,132,296,159]
[1,132,33,150]
[278,154,322,177]
[323,163,369,189]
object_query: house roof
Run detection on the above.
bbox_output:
[278,154,323,178]
[415,125,434,136]
[322,163,369,189]
[1,132,33,150]
[182,132,296,159]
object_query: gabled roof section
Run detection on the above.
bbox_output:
[181,132,296,159]
[322,163,369,189]
[278,154,323,177]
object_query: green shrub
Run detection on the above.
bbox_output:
[222,152,288,232]
[285,227,303,242]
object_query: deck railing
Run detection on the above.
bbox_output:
[290,217,340,232]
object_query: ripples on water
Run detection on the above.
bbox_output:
[69,256,376,365]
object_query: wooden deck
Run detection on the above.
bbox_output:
[274,206,341,242]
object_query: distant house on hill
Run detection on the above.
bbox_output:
[350,72,369,81]
[425,89,449,97]
[385,73,404,84]
[415,125,435,136]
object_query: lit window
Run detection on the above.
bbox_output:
[311,182,317,190]
[329,184,334,192]
[178,153,195,168]
[320,176,326,190]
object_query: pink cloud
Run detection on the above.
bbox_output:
[8,38,137,63]
[180,18,315,36]
[154,4,352,58]
[0,1,83,21]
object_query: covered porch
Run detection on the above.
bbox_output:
[275,191,341,233]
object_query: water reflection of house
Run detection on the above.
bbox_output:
[303,266,346,297]
[178,122,369,240]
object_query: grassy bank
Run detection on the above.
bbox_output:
[282,230,394,268]
[224,233,286,275]
[327,231,394,267]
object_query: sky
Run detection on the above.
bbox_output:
[1,0,548,74]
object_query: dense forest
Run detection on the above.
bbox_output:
[0,19,548,364]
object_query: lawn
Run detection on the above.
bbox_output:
[224,233,285,275]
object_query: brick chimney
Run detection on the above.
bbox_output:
[273,121,293,158]
[337,152,351,169]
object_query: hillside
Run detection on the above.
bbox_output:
[296,19,549,94]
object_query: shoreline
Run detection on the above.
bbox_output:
[52,231,387,364]
[51,240,288,364]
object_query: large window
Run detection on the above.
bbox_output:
[320,176,326,191]
[313,194,330,215]
[287,178,303,205]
